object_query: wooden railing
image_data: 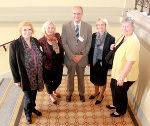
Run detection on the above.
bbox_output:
[0,41,13,51]
[135,0,150,15]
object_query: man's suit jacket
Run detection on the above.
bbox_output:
[88,32,115,69]
[62,21,92,67]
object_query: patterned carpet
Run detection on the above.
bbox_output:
[13,76,135,126]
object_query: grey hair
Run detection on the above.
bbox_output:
[42,21,55,34]
[121,17,135,27]
[73,6,83,13]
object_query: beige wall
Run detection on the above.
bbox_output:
[0,22,121,44]
[0,0,126,7]
[0,0,135,44]
[127,10,150,126]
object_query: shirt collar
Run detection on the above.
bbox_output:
[74,21,81,27]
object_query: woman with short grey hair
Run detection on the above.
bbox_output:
[106,17,140,117]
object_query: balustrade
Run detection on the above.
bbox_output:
[135,0,150,15]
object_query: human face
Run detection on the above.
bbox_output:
[45,24,55,36]
[21,26,32,39]
[72,7,83,24]
[121,22,134,37]
[96,20,106,34]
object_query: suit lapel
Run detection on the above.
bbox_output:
[70,21,85,41]
[80,21,84,37]
[103,33,109,51]
[71,21,77,38]
[18,37,25,66]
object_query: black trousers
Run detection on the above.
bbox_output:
[23,90,37,118]
[44,69,62,94]
[45,79,62,94]
[110,79,134,115]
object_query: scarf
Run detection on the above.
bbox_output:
[45,34,60,54]
[22,36,44,91]
[93,32,107,66]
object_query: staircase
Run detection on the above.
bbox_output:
[0,72,22,126]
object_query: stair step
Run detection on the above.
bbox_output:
[0,78,12,105]
[0,82,22,126]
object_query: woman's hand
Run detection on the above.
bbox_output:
[15,82,21,87]
[117,79,124,86]
[117,61,135,86]
[110,44,115,50]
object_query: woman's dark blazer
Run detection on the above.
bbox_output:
[9,36,43,91]
[39,33,64,82]
[88,32,115,69]
[39,33,64,70]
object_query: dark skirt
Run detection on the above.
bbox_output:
[90,61,108,86]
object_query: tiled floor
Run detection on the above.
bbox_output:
[15,76,135,126]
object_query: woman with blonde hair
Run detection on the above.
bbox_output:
[39,21,64,105]
[9,21,43,124]
[88,18,115,104]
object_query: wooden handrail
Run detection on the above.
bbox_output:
[0,41,13,51]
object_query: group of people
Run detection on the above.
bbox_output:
[9,6,140,124]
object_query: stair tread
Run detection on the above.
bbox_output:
[0,82,21,126]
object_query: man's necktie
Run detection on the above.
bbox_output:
[75,25,79,39]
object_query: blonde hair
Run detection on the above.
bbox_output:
[42,21,56,34]
[18,21,34,35]
[96,18,108,28]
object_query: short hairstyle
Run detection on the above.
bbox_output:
[73,6,83,13]
[121,17,134,27]
[42,21,56,34]
[96,18,108,28]
[18,21,34,35]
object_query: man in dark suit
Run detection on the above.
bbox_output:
[62,6,92,102]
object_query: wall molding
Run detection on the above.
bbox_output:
[0,7,123,25]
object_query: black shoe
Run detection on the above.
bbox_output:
[95,96,104,105]
[53,93,61,98]
[33,109,42,116]
[89,95,95,99]
[66,95,72,102]
[89,92,100,99]
[50,95,57,105]
[106,105,116,109]
[79,95,85,102]
[52,101,57,105]
[110,112,121,117]
[54,94,61,98]
[26,116,32,124]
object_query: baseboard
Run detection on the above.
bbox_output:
[128,101,142,126]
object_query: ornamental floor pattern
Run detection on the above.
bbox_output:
[17,76,134,126]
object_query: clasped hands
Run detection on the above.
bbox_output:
[73,55,83,63]
[117,78,124,86]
